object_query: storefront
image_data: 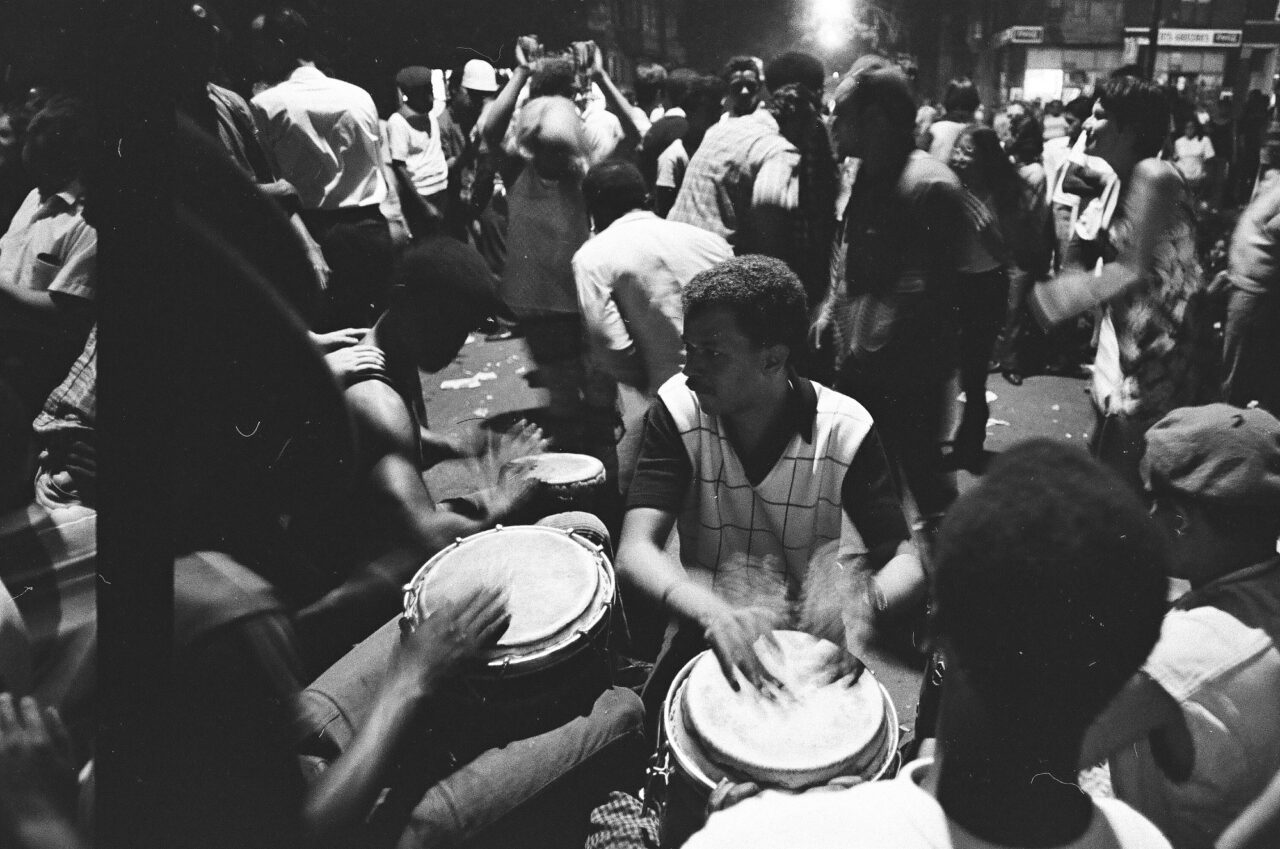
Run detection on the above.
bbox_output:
[1123,27,1242,101]
[992,25,1124,105]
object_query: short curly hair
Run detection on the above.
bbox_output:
[932,439,1168,731]
[682,256,808,359]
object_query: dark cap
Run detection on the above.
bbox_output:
[391,235,514,320]
[395,65,434,90]
[1142,404,1280,506]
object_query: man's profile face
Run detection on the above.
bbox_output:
[681,306,771,417]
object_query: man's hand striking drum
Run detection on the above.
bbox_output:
[394,585,511,698]
[690,594,784,695]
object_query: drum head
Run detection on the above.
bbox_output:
[507,453,604,486]
[683,630,886,789]
[414,526,601,652]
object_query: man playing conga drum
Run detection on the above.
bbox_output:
[616,256,925,714]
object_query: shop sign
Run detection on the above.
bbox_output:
[1124,28,1243,47]
[995,26,1044,47]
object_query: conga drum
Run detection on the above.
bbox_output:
[403,524,616,741]
[505,452,607,519]
[651,630,899,848]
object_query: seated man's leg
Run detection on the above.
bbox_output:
[299,602,648,848]
[392,686,645,849]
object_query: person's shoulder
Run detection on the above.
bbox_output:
[686,782,940,849]
[903,149,961,186]
[813,381,875,427]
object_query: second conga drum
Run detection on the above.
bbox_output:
[652,630,899,848]
[505,452,607,519]
[403,524,615,742]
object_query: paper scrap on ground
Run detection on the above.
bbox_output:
[441,376,482,390]
[475,371,497,382]
[957,390,999,404]
[987,418,1010,427]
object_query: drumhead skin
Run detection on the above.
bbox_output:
[506,452,605,486]
[683,630,886,789]
[408,526,602,654]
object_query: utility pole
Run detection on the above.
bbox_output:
[1145,0,1163,78]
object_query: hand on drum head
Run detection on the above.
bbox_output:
[703,605,785,695]
[395,585,511,694]
[814,643,866,688]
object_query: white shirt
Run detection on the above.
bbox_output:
[385,111,448,197]
[573,210,730,391]
[686,758,1172,849]
[0,186,96,300]
[1173,135,1215,182]
[580,85,625,165]
[250,65,387,211]
[655,139,688,190]
[1109,559,1280,849]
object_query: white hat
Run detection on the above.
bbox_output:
[461,59,499,93]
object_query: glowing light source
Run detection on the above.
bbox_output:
[809,0,855,52]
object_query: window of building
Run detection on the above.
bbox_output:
[1169,0,1214,27]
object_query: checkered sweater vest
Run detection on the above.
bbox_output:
[657,374,871,606]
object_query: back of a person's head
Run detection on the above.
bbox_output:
[1064,95,1094,122]
[635,62,667,103]
[943,77,980,114]
[1100,74,1171,160]
[765,51,824,95]
[683,256,808,358]
[680,73,727,114]
[834,66,916,141]
[721,55,763,83]
[25,95,94,178]
[666,68,699,110]
[932,440,1167,731]
[530,56,578,99]
[255,6,311,60]
[583,159,647,220]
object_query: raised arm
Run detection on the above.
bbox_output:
[588,45,641,157]
[478,39,535,152]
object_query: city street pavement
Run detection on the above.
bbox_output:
[419,331,1097,747]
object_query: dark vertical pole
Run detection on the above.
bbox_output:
[95,2,178,848]
[1146,0,1163,78]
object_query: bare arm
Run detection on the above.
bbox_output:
[302,587,509,848]
[617,507,782,691]
[1217,768,1280,849]
[1078,670,1183,768]
[1030,158,1183,327]
[478,53,532,152]
[589,50,641,157]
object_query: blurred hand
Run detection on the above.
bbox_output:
[515,35,542,69]
[306,245,332,291]
[960,191,994,232]
[703,604,784,693]
[813,641,865,688]
[395,585,510,696]
[324,345,386,387]
[1208,268,1233,298]
[0,694,78,825]
[312,328,370,353]
[492,419,549,468]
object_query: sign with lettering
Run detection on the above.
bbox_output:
[995,25,1045,46]
[1124,28,1243,47]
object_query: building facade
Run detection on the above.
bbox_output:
[940,0,1280,108]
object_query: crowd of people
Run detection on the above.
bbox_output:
[0,4,1278,848]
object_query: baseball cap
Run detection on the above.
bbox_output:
[395,65,433,90]
[1142,403,1280,507]
[461,58,499,93]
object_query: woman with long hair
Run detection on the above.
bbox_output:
[948,125,1021,470]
